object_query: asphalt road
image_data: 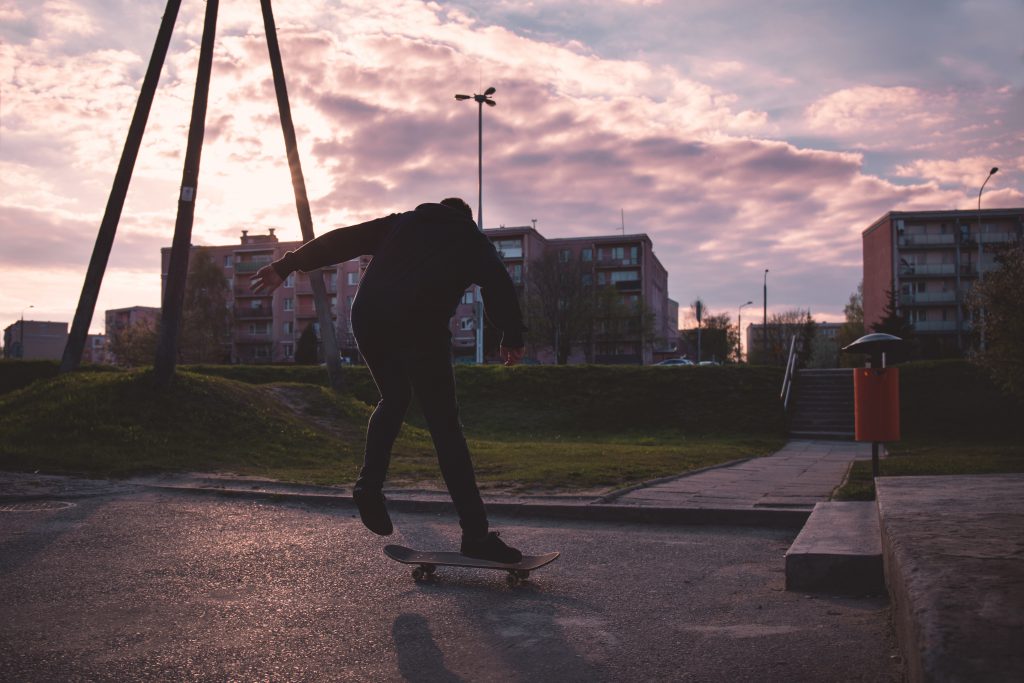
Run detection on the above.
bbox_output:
[0,492,901,682]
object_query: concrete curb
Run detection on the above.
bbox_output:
[593,457,753,504]
[143,483,810,529]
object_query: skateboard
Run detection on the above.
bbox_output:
[383,544,560,587]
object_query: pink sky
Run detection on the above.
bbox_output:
[2,0,1022,336]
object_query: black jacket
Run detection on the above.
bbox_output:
[272,203,526,347]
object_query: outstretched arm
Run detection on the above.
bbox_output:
[268,214,399,280]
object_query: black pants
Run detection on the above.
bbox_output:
[353,323,488,538]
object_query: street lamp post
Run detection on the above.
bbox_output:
[738,300,753,362]
[762,269,769,361]
[977,166,998,352]
[455,87,497,364]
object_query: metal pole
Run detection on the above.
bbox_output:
[60,0,182,373]
[260,0,343,391]
[762,269,769,360]
[153,0,219,387]
[475,97,484,364]
[977,167,997,353]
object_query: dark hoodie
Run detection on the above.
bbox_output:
[271,203,526,347]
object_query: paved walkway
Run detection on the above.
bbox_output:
[610,440,872,510]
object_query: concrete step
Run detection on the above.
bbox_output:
[789,430,854,440]
[784,501,884,595]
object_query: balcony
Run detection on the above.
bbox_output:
[235,305,273,319]
[614,280,642,291]
[912,320,964,333]
[899,263,955,277]
[234,261,269,274]
[898,234,955,248]
[596,257,639,267]
[899,291,956,305]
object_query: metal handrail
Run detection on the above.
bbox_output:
[780,335,798,411]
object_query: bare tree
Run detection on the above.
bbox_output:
[179,248,232,364]
[749,308,817,366]
[108,318,160,367]
[525,251,594,364]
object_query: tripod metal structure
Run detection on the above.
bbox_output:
[60,0,344,391]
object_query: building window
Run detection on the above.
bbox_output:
[460,317,474,330]
[462,290,474,305]
[493,239,523,259]
[581,248,592,262]
[285,274,294,288]
[248,322,270,335]
[283,297,293,311]
[283,321,293,335]
[507,264,522,284]
[559,249,571,263]
[347,272,359,285]
[346,295,354,309]
[283,343,294,358]
[582,273,593,286]
[328,272,338,290]
[330,295,337,313]
[224,255,231,268]
[255,346,270,359]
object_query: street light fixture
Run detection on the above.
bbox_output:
[454,86,497,364]
[738,300,753,362]
[763,269,769,360]
[977,166,998,351]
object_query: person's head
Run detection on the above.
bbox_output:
[440,197,473,219]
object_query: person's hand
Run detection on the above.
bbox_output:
[500,346,525,367]
[251,264,284,294]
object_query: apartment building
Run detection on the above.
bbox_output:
[464,226,676,364]
[862,208,1024,357]
[163,223,676,365]
[2,320,68,360]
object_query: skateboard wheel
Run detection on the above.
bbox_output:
[506,573,521,588]
[423,564,437,576]
[412,567,426,581]
[515,570,530,580]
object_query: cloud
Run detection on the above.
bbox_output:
[0,0,1020,336]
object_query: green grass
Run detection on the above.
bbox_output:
[0,366,785,491]
[832,438,1024,501]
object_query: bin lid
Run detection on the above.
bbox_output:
[841,332,904,355]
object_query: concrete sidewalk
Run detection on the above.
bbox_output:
[607,440,871,510]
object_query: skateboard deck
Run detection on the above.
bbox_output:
[384,544,560,586]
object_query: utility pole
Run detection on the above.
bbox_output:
[153,0,219,388]
[261,0,343,391]
[60,0,182,373]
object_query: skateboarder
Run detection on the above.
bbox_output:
[251,198,525,563]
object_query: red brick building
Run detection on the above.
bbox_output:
[162,224,677,365]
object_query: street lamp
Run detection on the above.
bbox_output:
[977,166,998,351]
[738,300,753,362]
[455,86,497,364]
[763,269,769,360]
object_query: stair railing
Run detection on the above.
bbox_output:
[780,334,798,411]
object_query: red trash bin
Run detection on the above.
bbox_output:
[853,367,900,442]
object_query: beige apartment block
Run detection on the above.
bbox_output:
[2,320,68,360]
[862,208,1023,358]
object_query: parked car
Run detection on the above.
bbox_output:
[654,358,694,366]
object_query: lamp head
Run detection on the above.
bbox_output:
[484,86,496,96]
[990,167,999,175]
[454,94,471,101]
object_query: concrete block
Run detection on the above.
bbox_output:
[785,501,884,595]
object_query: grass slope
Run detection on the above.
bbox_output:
[0,365,786,490]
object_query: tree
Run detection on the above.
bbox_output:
[108,318,159,367]
[179,248,231,363]
[837,282,865,367]
[681,309,736,363]
[870,288,915,361]
[525,251,594,364]
[968,242,1024,399]
[748,308,817,366]
[295,323,319,365]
